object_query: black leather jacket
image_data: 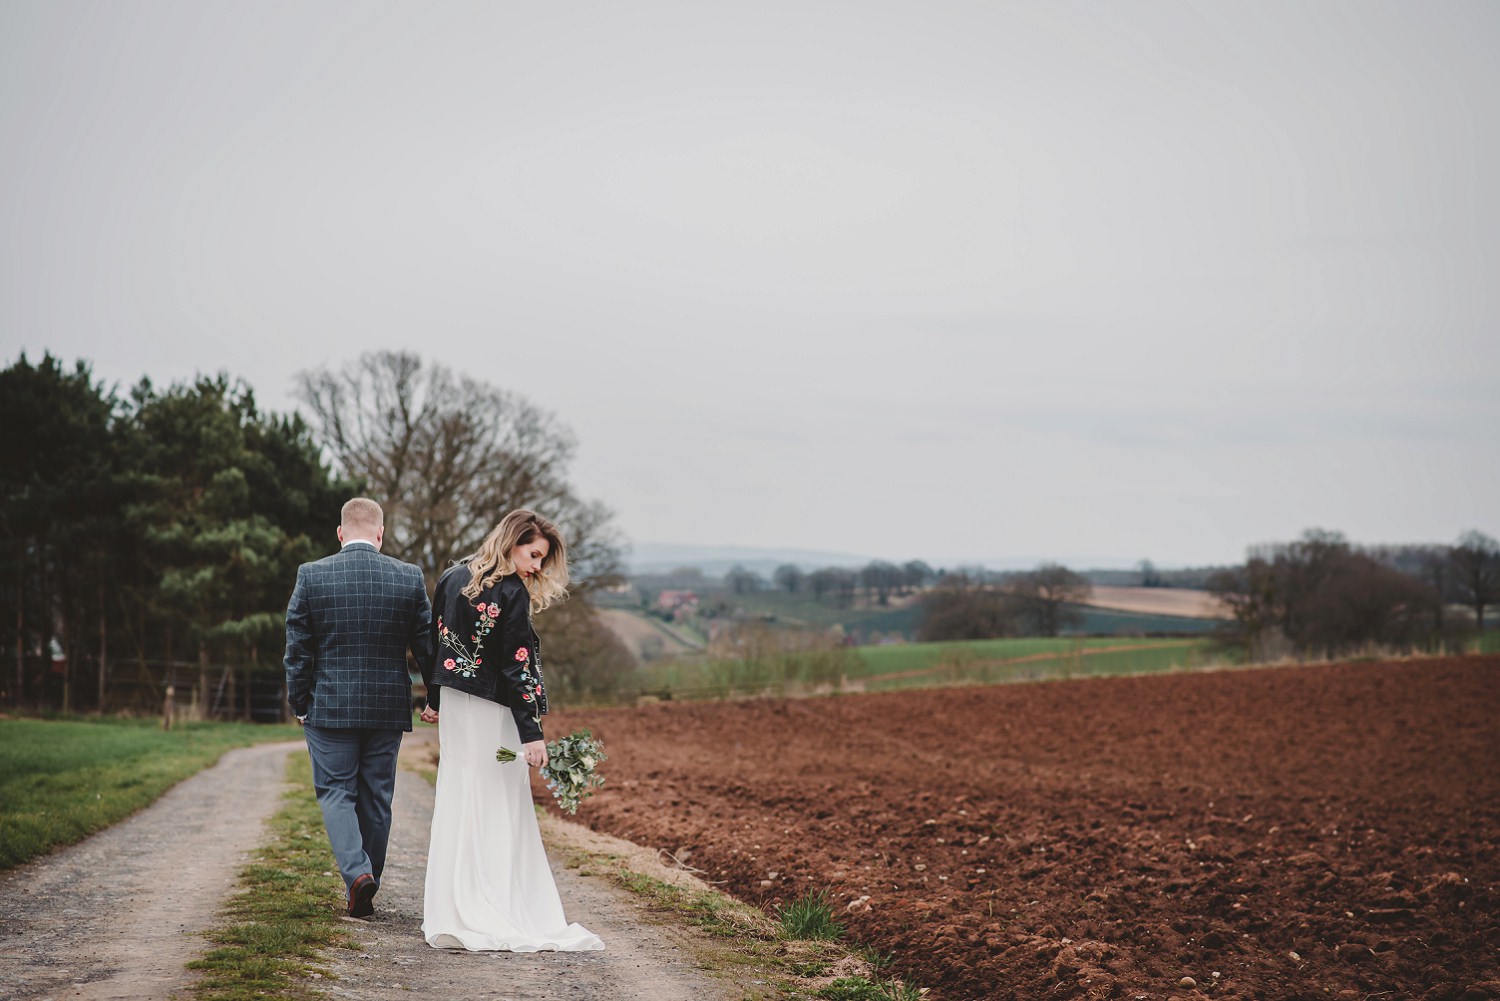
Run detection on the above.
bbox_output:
[424,562,548,743]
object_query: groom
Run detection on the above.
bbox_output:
[284,497,434,918]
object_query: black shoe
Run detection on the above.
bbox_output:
[348,872,377,918]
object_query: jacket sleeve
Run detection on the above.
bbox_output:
[495,581,544,744]
[409,566,438,711]
[283,566,314,717]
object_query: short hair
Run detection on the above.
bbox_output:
[340,497,384,532]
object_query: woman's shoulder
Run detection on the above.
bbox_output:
[434,562,470,595]
[494,573,528,598]
[438,560,471,580]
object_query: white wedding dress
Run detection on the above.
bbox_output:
[422,688,604,952]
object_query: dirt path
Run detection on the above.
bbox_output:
[319,735,740,1001]
[0,731,743,1001]
[0,739,304,1001]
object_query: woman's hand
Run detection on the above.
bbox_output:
[419,705,439,725]
[522,740,548,769]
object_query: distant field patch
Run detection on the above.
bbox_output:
[1080,585,1227,619]
[596,608,704,659]
[1069,604,1222,635]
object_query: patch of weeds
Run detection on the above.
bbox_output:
[818,977,927,1001]
[777,888,844,941]
[819,979,888,1001]
[187,752,354,1000]
[855,944,894,974]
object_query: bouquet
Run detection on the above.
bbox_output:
[496,728,607,815]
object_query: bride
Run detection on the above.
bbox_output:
[418,509,603,952]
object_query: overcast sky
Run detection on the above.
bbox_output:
[2,1,1496,568]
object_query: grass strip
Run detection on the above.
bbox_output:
[188,750,354,1001]
[553,836,926,1001]
[0,716,303,870]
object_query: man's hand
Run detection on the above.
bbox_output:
[522,740,548,769]
[419,706,439,725]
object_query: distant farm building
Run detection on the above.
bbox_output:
[657,590,700,620]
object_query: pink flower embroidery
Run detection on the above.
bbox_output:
[487,603,500,617]
[514,647,529,662]
[443,658,457,670]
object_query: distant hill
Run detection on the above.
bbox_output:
[627,542,1221,580]
[627,542,874,577]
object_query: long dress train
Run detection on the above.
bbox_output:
[422,688,604,952]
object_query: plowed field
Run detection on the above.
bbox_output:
[546,656,1500,1000]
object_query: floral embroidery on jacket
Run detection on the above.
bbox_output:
[516,646,538,704]
[437,598,497,679]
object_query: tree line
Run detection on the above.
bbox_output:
[724,560,938,605]
[706,559,1095,639]
[1207,528,1498,660]
[917,564,1094,640]
[713,531,1499,656]
[1,351,632,716]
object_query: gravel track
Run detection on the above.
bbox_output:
[320,735,738,1001]
[0,740,303,1001]
[0,731,741,1001]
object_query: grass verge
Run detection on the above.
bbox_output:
[543,816,926,1001]
[187,750,354,1000]
[0,716,302,870]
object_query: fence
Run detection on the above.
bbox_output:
[4,656,292,722]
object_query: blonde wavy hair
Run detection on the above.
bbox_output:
[461,509,569,612]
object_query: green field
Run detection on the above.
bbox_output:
[623,636,1223,703]
[855,636,1221,690]
[0,717,301,870]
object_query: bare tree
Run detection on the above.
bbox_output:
[772,564,803,594]
[297,351,623,591]
[1008,563,1091,637]
[726,565,764,594]
[1214,529,1451,659]
[1450,530,1500,632]
[901,560,935,591]
[859,560,902,606]
[1206,559,1279,662]
[537,597,636,704]
[918,573,1020,641]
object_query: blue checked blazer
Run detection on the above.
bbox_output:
[283,542,435,730]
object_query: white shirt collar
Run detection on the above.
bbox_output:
[341,539,377,550]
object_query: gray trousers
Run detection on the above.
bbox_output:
[303,724,404,889]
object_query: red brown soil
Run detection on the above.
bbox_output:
[546,656,1500,1001]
